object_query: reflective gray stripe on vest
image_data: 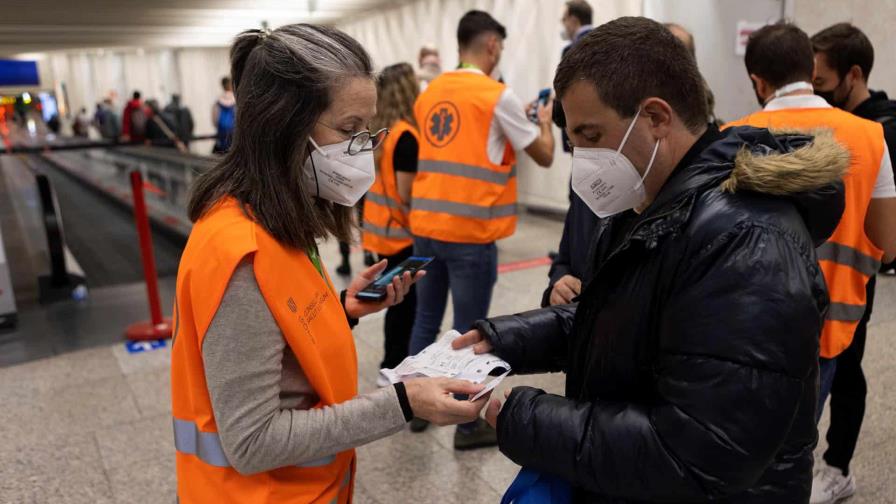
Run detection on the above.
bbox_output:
[411,198,517,219]
[362,222,411,239]
[418,160,516,185]
[366,191,402,209]
[827,302,866,322]
[173,418,231,468]
[174,418,341,470]
[816,242,881,277]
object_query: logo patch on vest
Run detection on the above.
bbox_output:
[424,101,460,148]
[296,290,331,344]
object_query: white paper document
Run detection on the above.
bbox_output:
[380,330,511,401]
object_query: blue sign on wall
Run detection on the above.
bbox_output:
[0,60,39,87]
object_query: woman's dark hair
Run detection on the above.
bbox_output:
[188,24,374,250]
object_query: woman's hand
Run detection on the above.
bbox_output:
[403,378,490,426]
[343,259,425,319]
[451,329,494,354]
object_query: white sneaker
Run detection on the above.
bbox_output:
[810,461,856,504]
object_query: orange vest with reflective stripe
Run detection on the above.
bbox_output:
[409,71,518,243]
[171,197,357,503]
[362,120,417,256]
[726,107,885,358]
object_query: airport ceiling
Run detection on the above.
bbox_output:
[0,0,413,56]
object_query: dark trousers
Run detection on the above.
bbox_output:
[379,246,417,370]
[823,275,875,475]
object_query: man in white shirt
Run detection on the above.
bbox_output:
[406,10,554,449]
[727,22,896,504]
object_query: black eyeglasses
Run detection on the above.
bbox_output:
[345,128,389,155]
[318,122,390,156]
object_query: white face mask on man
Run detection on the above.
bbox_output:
[571,106,661,218]
[302,137,376,207]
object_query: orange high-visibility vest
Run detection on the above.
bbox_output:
[409,71,518,243]
[726,107,885,358]
[362,119,417,256]
[171,197,358,503]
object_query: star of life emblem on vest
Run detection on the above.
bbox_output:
[424,101,460,147]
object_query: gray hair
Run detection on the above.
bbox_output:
[188,23,374,250]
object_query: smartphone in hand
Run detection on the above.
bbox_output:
[356,256,434,302]
[528,88,552,123]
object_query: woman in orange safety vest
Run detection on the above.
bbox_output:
[362,62,421,375]
[171,24,488,504]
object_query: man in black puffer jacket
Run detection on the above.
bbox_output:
[453,17,847,503]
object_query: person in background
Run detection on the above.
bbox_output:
[808,22,896,504]
[122,90,150,143]
[92,102,104,133]
[417,45,441,91]
[46,113,61,134]
[561,0,594,49]
[454,16,848,502]
[212,76,236,154]
[165,94,194,147]
[813,23,896,277]
[362,62,421,379]
[72,107,90,137]
[407,10,555,447]
[173,24,489,504]
[542,0,596,307]
[664,22,720,126]
[95,98,121,140]
[145,98,185,151]
[727,25,896,504]
[558,0,594,154]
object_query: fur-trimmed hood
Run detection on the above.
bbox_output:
[721,129,849,196]
[649,126,848,247]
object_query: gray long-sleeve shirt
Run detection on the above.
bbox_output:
[202,259,408,475]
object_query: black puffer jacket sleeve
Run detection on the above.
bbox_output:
[474,303,576,375]
[496,223,820,501]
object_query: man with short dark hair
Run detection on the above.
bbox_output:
[406,10,555,448]
[728,25,896,504]
[454,16,847,502]
[808,21,896,504]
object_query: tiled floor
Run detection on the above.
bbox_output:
[2,213,895,503]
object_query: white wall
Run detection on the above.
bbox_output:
[792,0,896,96]
[643,0,785,123]
[338,0,641,211]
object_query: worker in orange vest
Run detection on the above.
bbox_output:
[809,22,896,503]
[405,10,555,448]
[362,62,422,378]
[171,25,490,504]
[726,25,896,504]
